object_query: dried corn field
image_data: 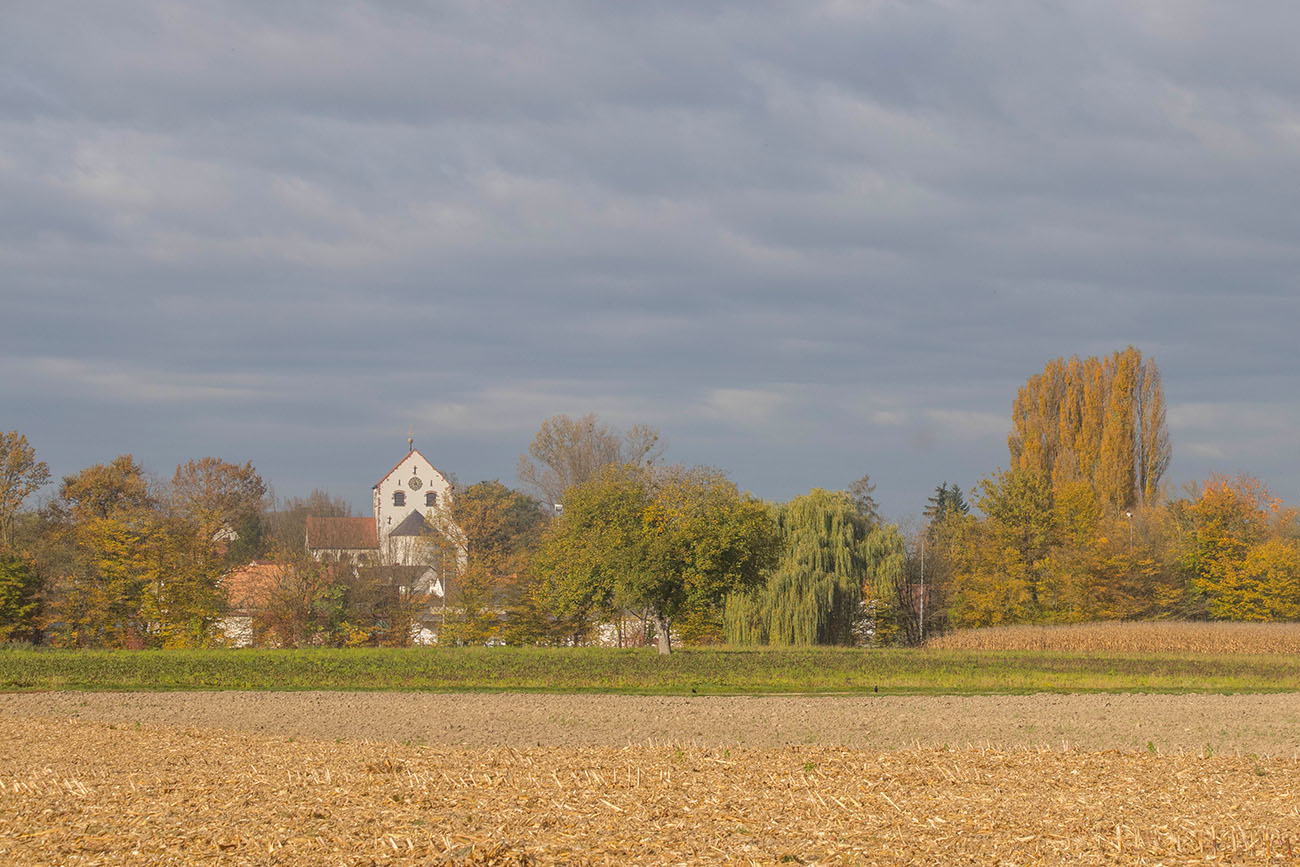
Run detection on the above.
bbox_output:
[4,707,1300,865]
[926,620,1300,654]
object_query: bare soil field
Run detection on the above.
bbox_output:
[5,691,1300,755]
[3,714,1300,865]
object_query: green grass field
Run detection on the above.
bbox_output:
[3,645,1300,694]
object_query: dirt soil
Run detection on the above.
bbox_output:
[4,691,1300,755]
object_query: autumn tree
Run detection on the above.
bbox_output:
[1008,347,1170,512]
[0,553,40,642]
[138,514,228,647]
[51,454,155,524]
[940,468,1054,628]
[536,464,776,654]
[440,562,502,645]
[723,489,905,646]
[253,551,344,647]
[41,456,159,647]
[445,481,547,645]
[171,457,267,563]
[265,489,352,554]
[518,414,663,507]
[0,432,51,551]
[1174,475,1300,621]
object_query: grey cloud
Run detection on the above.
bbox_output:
[4,1,1300,516]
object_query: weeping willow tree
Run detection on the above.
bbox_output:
[723,489,906,645]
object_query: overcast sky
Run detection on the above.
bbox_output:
[3,1,1299,519]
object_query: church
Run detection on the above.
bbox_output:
[221,444,466,646]
[304,446,463,575]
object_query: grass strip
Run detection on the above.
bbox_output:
[2,646,1300,695]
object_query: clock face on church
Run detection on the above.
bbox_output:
[408,477,423,490]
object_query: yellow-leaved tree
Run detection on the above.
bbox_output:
[1178,475,1300,621]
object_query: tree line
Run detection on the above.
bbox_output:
[2,346,1297,650]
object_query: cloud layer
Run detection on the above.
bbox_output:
[4,1,1299,515]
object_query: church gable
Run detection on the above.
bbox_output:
[373,448,454,545]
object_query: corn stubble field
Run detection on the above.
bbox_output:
[7,622,1300,865]
[3,715,1299,865]
[927,620,1300,654]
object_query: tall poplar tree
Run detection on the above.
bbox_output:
[1008,347,1170,512]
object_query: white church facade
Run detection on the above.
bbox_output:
[371,449,459,567]
[303,448,465,638]
[305,448,463,570]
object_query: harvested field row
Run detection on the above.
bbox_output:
[2,715,1299,865]
[7,690,1300,755]
[927,620,1300,654]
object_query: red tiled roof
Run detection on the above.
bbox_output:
[223,560,280,613]
[306,516,379,550]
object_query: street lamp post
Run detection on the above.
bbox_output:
[1125,510,1133,553]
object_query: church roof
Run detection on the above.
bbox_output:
[306,516,380,550]
[373,449,451,490]
[388,510,435,537]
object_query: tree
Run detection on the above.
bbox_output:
[138,514,226,647]
[0,432,50,551]
[254,549,345,647]
[938,468,1054,629]
[724,489,904,646]
[518,414,663,507]
[448,481,547,644]
[264,489,351,554]
[440,563,502,645]
[1175,475,1300,621]
[1008,347,1170,511]
[846,475,881,526]
[635,467,777,653]
[51,455,155,524]
[453,481,545,578]
[171,458,267,562]
[536,464,777,654]
[41,456,159,647]
[534,464,651,645]
[923,483,969,525]
[0,553,40,642]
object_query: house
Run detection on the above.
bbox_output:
[217,559,280,647]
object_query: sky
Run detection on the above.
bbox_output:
[3,1,1299,520]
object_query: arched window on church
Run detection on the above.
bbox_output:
[393,491,405,507]
[425,491,437,507]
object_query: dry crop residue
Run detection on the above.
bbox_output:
[3,716,1300,865]
[927,620,1300,653]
